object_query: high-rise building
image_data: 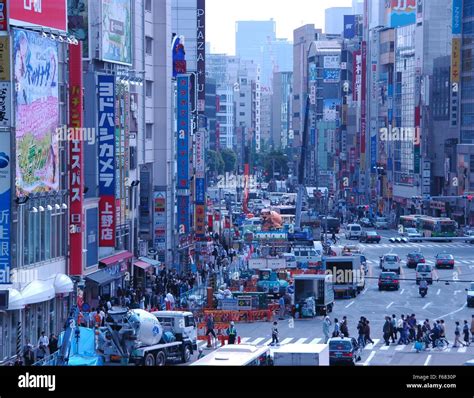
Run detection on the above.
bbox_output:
[272,72,293,150]
[325,7,353,35]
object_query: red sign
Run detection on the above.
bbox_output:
[361,41,367,156]
[195,204,206,236]
[69,43,84,276]
[0,0,7,30]
[9,0,67,32]
[99,196,116,247]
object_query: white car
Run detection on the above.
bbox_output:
[464,230,474,244]
[374,217,389,229]
[345,224,362,240]
[403,228,423,242]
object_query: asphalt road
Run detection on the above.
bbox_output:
[189,228,474,366]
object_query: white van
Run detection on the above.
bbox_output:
[345,224,362,240]
[282,253,297,269]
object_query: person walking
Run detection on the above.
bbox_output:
[323,316,332,344]
[396,315,404,344]
[364,320,374,345]
[332,318,341,338]
[357,317,366,347]
[471,315,474,343]
[226,321,237,345]
[278,295,286,320]
[391,314,397,343]
[271,321,279,346]
[340,316,349,338]
[205,314,217,348]
[383,316,392,346]
[23,341,35,366]
[463,320,470,347]
[453,321,466,348]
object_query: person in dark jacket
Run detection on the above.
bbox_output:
[205,314,217,348]
[383,316,392,346]
[340,316,349,338]
[48,334,58,354]
[23,341,35,366]
[357,317,366,347]
[364,320,374,345]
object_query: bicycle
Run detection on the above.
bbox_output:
[433,337,450,350]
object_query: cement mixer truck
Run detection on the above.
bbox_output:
[97,308,197,366]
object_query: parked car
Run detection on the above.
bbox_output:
[341,245,362,256]
[467,282,474,308]
[328,337,362,366]
[359,231,381,244]
[380,254,401,274]
[378,272,400,291]
[464,230,474,244]
[374,217,389,230]
[416,263,434,285]
[435,253,455,269]
[403,228,423,242]
[406,252,425,269]
[345,224,362,240]
[360,218,374,228]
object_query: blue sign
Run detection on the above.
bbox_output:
[97,74,116,196]
[0,132,10,284]
[177,195,190,235]
[323,69,340,83]
[172,36,187,78]
[343,15,356,39]
[177,75,190,190]
[195,178,205,205]
[371,135,377,172]
[86,207,99,268]
[452,0,462,35]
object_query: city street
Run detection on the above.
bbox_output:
[191,229,474,366]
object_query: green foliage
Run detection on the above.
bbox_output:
[220,148,237,173]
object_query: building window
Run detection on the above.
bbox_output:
[146,123,153,139]
[240,93,245,98]
[239,112,245,116]
[146,80,153,97]
[145,36,153,55]
[145,0,152,12]
[240,103,245,107]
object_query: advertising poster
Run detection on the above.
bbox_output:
[68,0,89,59]
[172,35,187,78]
[0,131,10,284]
[353,50,361,101]
[14,29,59,196]
[344,15,356,39]
[0,82,11,127]
[101,0,132,65]
[452,0,462,35]
[323,99,340,122]
[385,0,416,28]
[177,195,190,235]
[97,74,116,247]
[323,69,340,83]
[177,75,190,189]
[0,0,6,31]
[0,36,10,81]
[69,43,84,276]
[324,55,340,69]
[10,0,67,32]
[197,0,206,113]
[153,192,166,252]
[86,207,99,268]
[451,38,461,83]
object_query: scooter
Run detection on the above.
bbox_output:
[419,287,428,298]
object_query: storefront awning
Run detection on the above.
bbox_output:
[7,289,24,310]
[99,251,133,266]
[134,261,152,271]
[21,280,56,305]
[138,257,161,267]
[85,269,124,286]
[49,274,74,295]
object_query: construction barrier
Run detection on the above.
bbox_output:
[202,309,273,324]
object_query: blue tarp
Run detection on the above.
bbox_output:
[59,327,102,366]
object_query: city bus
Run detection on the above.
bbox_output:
[399,215,422,229]
[191,344,270,366]
[416,216,458,239]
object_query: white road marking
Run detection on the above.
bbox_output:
[422,302,432,310]
[310,338,322,344]
[345,301,355,308]
[436,289,441,296]
[295,338,308,344]
[363,351,376,366]
[458,346,467,353]
[251,337,265,345]
[436,303,467,320]
[380,344,391,350]
[395,344,405,351]
[364,339,380,350]
[424,355,432,366]
[240,337,251,344]
[400,289,405,295]
[280,338,293,345]
[454,290,462,296]
[386,302,394,309]
[263,338,274,346]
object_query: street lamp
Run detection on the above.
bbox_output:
[129,180,140,282]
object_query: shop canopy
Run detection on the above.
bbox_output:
[85,269,124,286]
[49,274,74,295]
[21,280,56,305]
[138,257,161,267]
[134,260,152,271]
[99,251,133,266]
[7,288,25,310]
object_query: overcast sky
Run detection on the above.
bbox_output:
[207,0,353,55]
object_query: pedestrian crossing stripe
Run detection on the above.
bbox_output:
[280,338,293,345]
[252,337,265,345]
[310,338,322,344]
[380,344,390,350]
[295,338,308,344]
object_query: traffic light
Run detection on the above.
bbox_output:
[468,195,473,202]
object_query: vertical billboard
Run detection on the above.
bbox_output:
[69,43,84,276]
[9,0,67,32]
[172,35,187,78]
[197,0,206,113]
[0,36,10,81]
[452,0,462,35]
[85,207,98,268]
[414,106,421,174]
[0,0,6,31]
[323,99,340,122]
[14,29,59,196]
[97,74,116,247]
[451,38,461,83]
[385,0,416,28]
[177,195,190,235]
[353,50,361,101]
[0,82,11,127]
[0,131,10,284]
[68,0,90,59]
[101,0,132,65]
[360,41,367,167]
[344,15,356,39]
[153,192,166,254]
[177,75,190,189]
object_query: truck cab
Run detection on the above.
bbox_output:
[256,269,289,297]
[152,311,197,351]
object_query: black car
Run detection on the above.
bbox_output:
[406,252,425,269]
[378,272,400,291]
[329,337,362,366]
[359,231,381,243]
[435,253,455,269]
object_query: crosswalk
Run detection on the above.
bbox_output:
[197,336,473,354]
[339,243,473,250]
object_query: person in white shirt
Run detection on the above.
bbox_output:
[38,331,49,347]
[99,309,106,326]
[165,292,175,310]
